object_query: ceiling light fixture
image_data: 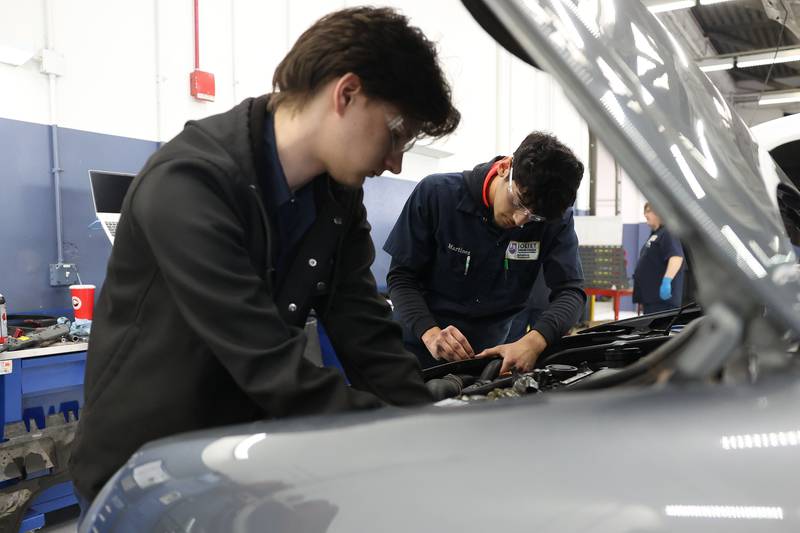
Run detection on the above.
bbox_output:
[644,0,737,13]
[696,47,800,72]
[758,90,800,106]
[736,48,800,68]
[645,0,696,13]
[698,57,734,72]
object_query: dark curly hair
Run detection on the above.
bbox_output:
[268,7,460,139]
[512,132,584,221]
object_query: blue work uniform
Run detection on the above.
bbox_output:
[384,157,585,368]
[633,225,684,314]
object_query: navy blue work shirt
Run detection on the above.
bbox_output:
[633,225,684,306]
[261,113,316,289]
[384,167,584,350]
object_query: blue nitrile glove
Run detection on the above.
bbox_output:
[659,277,673,301]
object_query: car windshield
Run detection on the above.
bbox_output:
[480,0,800,337]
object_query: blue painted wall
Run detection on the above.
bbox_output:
[363,177,418,292]
[1,117,656,320]
[0,117,416,314]
[620,222,652,311]
[0,117,158,314]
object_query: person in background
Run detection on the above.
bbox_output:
[633,202,684,314]
[70,6,460,507]
[384,132,585,375]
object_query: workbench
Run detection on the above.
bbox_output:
[1,341,87,532]
[585,287,634,321]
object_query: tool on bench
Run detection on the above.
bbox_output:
[2,322,71,352]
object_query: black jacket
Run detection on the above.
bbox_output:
[69,95,431,500]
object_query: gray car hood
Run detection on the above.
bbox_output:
[479,0,800,337]
[86,374,800,532]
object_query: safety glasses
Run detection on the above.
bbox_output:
[508,164,545,223]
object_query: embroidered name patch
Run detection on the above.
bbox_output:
[447,243,470,255]
[506,241,540,260]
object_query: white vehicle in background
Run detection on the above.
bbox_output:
[751,112,800,153]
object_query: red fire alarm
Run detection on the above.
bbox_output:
[190,69,215,102]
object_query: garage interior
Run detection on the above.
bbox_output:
[1,1,799,531]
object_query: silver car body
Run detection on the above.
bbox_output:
[82,1,800,532]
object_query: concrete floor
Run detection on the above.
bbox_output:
[592,298,637,322]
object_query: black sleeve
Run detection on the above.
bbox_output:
[133,161,385,418]
[386,259,439,340]
[531,287,586,345]
[533,209,586,345]
[319,198,433,406]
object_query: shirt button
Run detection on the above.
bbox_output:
[308,258,318,267]
[249,184,257,191]
[290,197,296,204]
[288,303,297,312]
[316,281,327,291]
[475,298,481,304]
[333,217,343,225]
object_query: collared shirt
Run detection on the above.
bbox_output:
[261,112,316,288]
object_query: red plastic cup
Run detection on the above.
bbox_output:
[70,284,96,320]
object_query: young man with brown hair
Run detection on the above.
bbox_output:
[70,6,460,504]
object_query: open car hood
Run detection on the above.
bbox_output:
[465,0,800,338]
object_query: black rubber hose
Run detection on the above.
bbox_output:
[425,374,466,401]
[479,358,502,381]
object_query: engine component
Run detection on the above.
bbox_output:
[545,364,579,380]
[486,387,521,400]
[479,358,502,381]
[426,374,477,401]
[426,375,462,401]
[461,375,514,396]
[512,374,540,395]
[603,343,642,368]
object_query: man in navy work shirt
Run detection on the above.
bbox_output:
[70,7,461,506]
[384,132,586,374]
[633,202,684,314]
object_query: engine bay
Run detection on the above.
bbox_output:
[424,306,702,402]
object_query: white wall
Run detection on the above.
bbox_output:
[0,0,590,184]
[592,138,647,224]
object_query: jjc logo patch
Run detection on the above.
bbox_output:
[506,241,540,260]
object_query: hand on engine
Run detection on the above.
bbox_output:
[421,325,475,362]
[477,330,548,374]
